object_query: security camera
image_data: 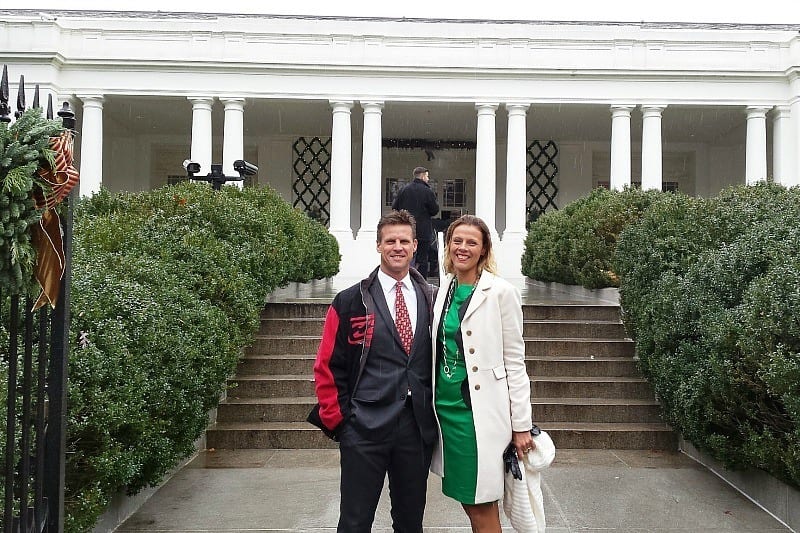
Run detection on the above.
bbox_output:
[233,159,258,177]
[183,159,201,175]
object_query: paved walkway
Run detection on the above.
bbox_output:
[116,280,789,532]
[117,448,787,532]
[266,276,622,307]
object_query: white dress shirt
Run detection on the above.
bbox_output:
[377,269,418,335]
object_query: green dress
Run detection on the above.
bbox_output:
[435,282,479,504]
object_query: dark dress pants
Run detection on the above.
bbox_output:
[337,404,433,533]
[413,239,432,278]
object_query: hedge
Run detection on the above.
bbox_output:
[1,181,340,531]
[615,182,800,488]
[521,187,668,289]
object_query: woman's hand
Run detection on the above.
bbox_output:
[512,430,535,460]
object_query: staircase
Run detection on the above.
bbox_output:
[206,300,677,450]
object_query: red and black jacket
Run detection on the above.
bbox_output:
[308,267,436,441]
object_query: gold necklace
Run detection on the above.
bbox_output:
[440,275,479,379]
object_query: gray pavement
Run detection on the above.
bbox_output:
[266,277,622,307]
[116,448,789,532]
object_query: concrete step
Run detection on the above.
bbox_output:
[217,396,662,425]
[230,375,653,400]
[206,421,338,450]
[523,305,621,322]
[205,421,676,450]
[217,397,317,422]
[251,336,322,355]
[532,397,663,423]
[236,354,640,377]
[262,303,329,319]
[238,354,316,375]
[229,375,315,398]
[544,422,677,450]
[250,335,635,357]
[259,318,325,336]
[261,303,621,322]
[525,338,635,357]
[523,320,627,339]
[259,317,628,339]
[527,356,639,377]
[531,376,653,399]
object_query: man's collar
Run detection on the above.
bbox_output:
[377,268,412,294]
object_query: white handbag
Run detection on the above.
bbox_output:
[502,426,555,533]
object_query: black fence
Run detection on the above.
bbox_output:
[1,66,71,533]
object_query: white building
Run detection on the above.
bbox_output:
[2,10,799,277]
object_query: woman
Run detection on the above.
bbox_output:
[431,214,534,532]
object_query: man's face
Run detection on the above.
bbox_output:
[377,224,417,280]
[421,171,430,182]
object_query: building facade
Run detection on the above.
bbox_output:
[2,10,799,276]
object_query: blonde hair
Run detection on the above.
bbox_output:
[442,214,497,275]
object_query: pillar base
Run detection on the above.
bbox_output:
[496,231,526,280]
[333,235,379,280]
[355,229,377,244]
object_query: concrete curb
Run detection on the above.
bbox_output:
[681,438,799,532]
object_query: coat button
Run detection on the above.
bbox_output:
[469,348,475,354]
[472,366,478,372]
[466,330,472,336]
[474,384,481,390]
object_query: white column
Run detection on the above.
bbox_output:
[77,95,104,197]
[504,104,529,237]
[641,105,666,191]
[500,103,529,278]
[188,97,213,176]
[610,105,634,191]
[329,101,354,240]
[745,106,769,185]
[475,103,499,238]
[221,98,245,186]
[357,101,384,242]
[772,106,793,187]
[792,73,800,187]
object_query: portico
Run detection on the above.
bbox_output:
[2,10,798,277]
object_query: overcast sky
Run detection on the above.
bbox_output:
[15,0,800,24]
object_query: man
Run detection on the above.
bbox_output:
[308,210,438,532]
[392,166,440,278]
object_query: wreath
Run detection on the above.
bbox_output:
[0,107,75,305]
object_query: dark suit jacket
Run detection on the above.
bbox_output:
[392,178,440,241]
[347,274,437,444]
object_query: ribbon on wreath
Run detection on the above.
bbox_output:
[30,130,80,310]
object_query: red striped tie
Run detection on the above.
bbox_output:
[395,281,413,355]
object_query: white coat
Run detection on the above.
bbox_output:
[430,271,533,504]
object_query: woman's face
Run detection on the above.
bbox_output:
[448,224,485,279]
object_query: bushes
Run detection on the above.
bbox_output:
[615,182,800,487]
[523,182,800,486]
[522,187,668,288]
[62,182,339,531]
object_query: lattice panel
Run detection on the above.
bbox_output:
[292,137,332,225]
[526,140,559,220]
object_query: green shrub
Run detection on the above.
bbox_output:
[60,181,339,531]
[522,187,668,288]
[615,182,800,487]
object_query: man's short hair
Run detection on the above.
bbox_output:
[412,166,428,179]
[377,210,417,241]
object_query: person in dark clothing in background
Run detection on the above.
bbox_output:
[392,166,440,278]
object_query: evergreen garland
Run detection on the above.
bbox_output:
[0,108,64,294]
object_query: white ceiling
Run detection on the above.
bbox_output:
[100,96,751,146]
